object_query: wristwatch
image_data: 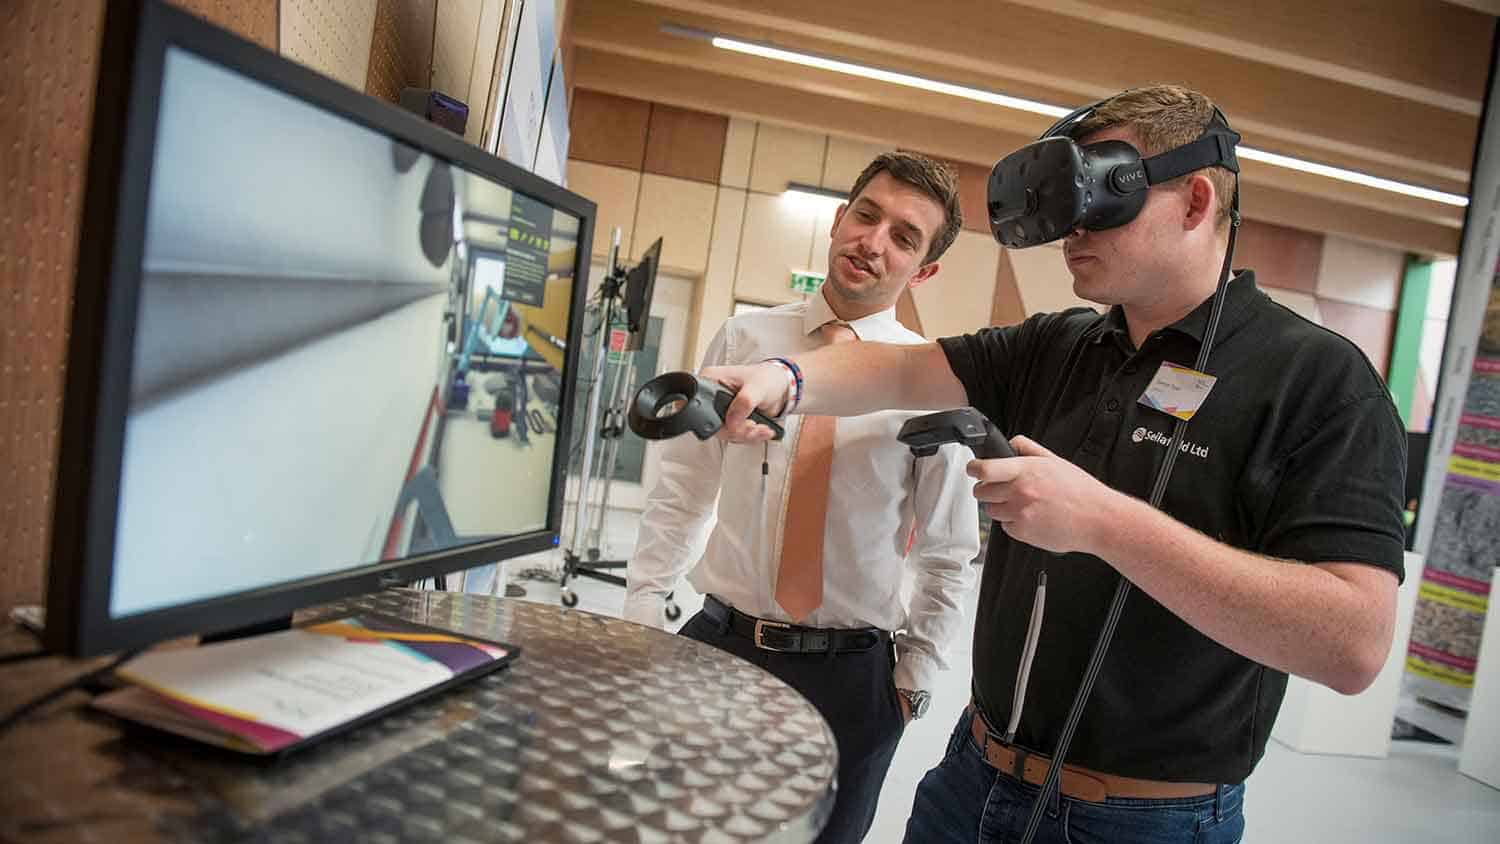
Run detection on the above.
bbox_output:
[896,688,931,719]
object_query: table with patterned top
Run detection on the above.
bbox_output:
[0,589,837,843]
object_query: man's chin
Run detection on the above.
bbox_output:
[824,276,874,301]
[1071,277,1112,307]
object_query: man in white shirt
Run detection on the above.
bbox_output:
[625,152,981,844]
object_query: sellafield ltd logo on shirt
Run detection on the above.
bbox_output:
[1131,427,1210,459]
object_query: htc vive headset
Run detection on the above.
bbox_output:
[986,99,1242,249]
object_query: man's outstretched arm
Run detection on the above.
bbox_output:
[705,341,967,441]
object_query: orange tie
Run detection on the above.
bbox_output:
[775,321,858,621]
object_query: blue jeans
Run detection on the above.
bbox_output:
[903,712,1245,844]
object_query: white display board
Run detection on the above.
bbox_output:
[533,47,570,185]
[496,0,555,171]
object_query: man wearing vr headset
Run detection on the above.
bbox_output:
[627,152,982,844]
[704,86,1405,843]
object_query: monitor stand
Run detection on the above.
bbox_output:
[199,615,292,645]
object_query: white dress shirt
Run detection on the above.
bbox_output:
[625,291,980,693]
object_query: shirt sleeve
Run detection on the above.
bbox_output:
[937,325,1026,433]
[893,426,983,694]
[623,326,731,627]
[1254,390,1408,581]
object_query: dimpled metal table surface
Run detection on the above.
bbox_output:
[0,590,837,844]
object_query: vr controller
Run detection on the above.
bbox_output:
[628,371,785,441]
[897,408,1014,460]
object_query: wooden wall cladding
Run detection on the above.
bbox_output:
[1233,218,1325,295]
[643,103,727,185]
[175,0,278,50]
[0,0,275,612]
[364,0,436,106]
[895,287,924,337]
[902,150,992,236]
[568,88,651,171]
[1317,299,1397,379]
[991,250,1028,328]
[365,0,406,103]
[280,0,376,91]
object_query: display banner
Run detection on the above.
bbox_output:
[1409,40,1500,709]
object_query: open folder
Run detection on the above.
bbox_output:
[94,614,518,755]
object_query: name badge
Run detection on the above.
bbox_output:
[1138,362,1217,421]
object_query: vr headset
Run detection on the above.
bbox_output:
[987,99,1241,249]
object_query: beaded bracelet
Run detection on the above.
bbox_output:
[766,356,803,417]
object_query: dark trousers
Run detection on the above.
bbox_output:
[679,609,906,844]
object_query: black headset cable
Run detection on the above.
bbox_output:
[0,648,141,737]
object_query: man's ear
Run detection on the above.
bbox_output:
[1182,174,1216,233]
[908,261,941,289]
[830,202,848,238]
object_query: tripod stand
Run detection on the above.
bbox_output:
[558,230,679,620]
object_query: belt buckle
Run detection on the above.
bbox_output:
[753,619,797,652]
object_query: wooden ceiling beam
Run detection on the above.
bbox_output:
[574,47,1462,256]
[576,1,1471,195]
[1002,0,1492,114]
[630,0,1479,184]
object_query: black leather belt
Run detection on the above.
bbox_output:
[702,595,887,654]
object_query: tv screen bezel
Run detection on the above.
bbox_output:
[46,0,595,657]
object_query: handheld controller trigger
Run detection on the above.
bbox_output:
[896,407,1014,459]
[710,389,784,439]
[628,371,785,441]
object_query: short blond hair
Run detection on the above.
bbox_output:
[1073,85,1236,228]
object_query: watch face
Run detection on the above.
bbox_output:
[901,689,931,718]
[912,691,931,717]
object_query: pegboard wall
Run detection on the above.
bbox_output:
[0,0,275,613]
[366,0,436,105]
[281,0,378,92]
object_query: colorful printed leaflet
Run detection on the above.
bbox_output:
[97,616,508,753]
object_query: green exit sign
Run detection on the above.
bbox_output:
[790,271,826,294]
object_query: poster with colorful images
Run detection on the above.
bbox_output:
[1409,274,1500,710]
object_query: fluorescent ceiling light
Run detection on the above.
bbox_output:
[1233,147,1467,206]
[785,182,846,200]
[711,35,1071,120]
[784,182,847,211]
[671,27,1469,208]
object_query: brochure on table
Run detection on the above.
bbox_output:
[95,614,517,754]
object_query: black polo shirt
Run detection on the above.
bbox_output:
[938,270,1406,784]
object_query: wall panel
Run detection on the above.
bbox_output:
[644,104,728,185]
[748,123,824,196]
[281,0,377,90]
[0,0,277,611]
[1234,218,1324,294]
[568,88,650,171]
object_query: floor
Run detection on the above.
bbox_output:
[493,507,1500,844]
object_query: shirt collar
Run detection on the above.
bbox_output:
[1088,270,1261,350]
[804,287,898,340]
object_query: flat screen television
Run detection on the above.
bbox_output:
[45,0,594,657]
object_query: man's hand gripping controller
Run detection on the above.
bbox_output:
[896,407,1015,459]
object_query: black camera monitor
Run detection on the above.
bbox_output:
[46,0,595,657]
[624,236,662,347]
